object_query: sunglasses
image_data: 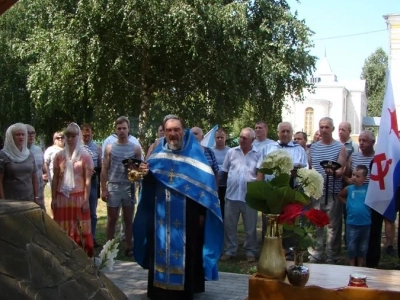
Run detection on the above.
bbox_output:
[55,136,64,140]
[65,134,77,138]
[28,131,36,136]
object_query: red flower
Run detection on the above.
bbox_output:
[278,203,303,224]
[304,209,330,227]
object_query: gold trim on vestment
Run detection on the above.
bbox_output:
[155,265,184,275]
[153,281,185,290]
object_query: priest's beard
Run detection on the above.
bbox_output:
[167,139,183,150]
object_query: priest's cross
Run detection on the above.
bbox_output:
[168,169,175,184]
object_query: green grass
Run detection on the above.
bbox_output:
[45,187,399,273]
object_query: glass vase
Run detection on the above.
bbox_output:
[257,214,286,281]
[286,250,310,287]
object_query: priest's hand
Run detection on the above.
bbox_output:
[139,162,149,176]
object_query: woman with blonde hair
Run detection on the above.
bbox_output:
[0,123,39,203]
[51,123,94,256]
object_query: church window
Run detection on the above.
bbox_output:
[309,77,321,84]
[304,107,314,138]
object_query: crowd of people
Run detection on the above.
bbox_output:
[0,115,399,299]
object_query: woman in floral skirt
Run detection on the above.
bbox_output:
[51,122,94,256]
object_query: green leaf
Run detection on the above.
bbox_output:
[298,235,314,249]
[245,181,272,213]
[266,187,286,214]
[270,173,290,186]
[293,226,306,236]
[258,167,274,175]
[282,223,294,231]
[293,190,310,204]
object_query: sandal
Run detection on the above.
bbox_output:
[125,249,133,257]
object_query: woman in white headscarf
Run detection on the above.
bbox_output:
[51,123,94,257]
[0,123,39,202]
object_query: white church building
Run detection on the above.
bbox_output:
[385,13,400,123]
[282,56,367,142]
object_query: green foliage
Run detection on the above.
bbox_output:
[245,178,301,214]
[270,173,290,186]
[1,0,315,146]
[0,4,33,134]
[245,181,271,213]
[361,47,388,117]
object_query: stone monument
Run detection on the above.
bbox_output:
[0,200,127,299]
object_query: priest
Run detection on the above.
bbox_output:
[133,114,223,300]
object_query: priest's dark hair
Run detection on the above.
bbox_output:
[163,114,185,128]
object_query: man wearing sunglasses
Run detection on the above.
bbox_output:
[44,131,64,185]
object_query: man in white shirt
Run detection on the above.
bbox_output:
[220,127,261,263]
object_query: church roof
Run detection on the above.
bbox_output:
[316,56,334,76]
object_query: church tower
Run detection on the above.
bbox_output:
[282,54,366,141]
[315,56,338,83]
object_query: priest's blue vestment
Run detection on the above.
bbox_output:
[133,129,223,300]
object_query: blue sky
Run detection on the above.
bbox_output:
[287,0,399,81]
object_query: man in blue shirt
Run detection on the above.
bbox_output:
[213,128,230,219]
[256,122,308,176]
[253,121,274,152]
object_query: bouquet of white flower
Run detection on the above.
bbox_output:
[259,149,293,176]
[296,168,324,199]
[94,235,120,271]
[246,150,324,214]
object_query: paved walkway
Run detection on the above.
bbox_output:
[103,261,250,300]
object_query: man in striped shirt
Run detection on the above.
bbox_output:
[308,117,347,264]
[101,116,142,257]
[338,122,359,159]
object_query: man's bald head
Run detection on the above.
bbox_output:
[190,127,204,142]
